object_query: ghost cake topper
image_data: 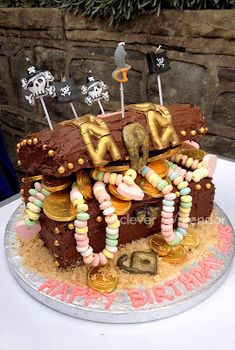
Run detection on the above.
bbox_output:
[53,75,79,118]
[81,71,109,115]
[21,58,55,129]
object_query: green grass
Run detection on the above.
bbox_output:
[1,0,234,24]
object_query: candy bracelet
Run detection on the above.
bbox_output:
[71,181,120,267]
[139,165,193,246]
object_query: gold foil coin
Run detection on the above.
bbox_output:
[148,159,169,178]
[110,195,132,216]
[43,192,77,222]
[108,184,130,201]
[147,145,182,163]
[22,175,43,184]
[76,170,93,200]
[149,235,172,257]
[181,231,200,249]
[87,266,118,293]
[162,245,187,265]
[42,175,72,193]
[181,149,206,160]
[98,164,130,173]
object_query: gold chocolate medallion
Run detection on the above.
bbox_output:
[162,245,187,265]
[42,176,72,193]
[148,159,169,178]
[110,195,132,216]
[149,235,172,257]
[43,192,77,222]
[87,265,118,293]
[181,231,200,249]
[98,164,130,173]
[181,149,206,160]
[76,170,94,200]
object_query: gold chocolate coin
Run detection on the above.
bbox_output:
[76,170,94,200]
[110,195,132,216]
[147,145,182,162]
[148,159,169,178]
[22,175,43,184]
[181,231,200,249]
[162,245,187,265]
[181,149,206,160]
[87,266,118,293]
[149,235,172,257]
[42,175,72,193]
[108,184,130,201]
[43,192,77,222]
[97,164,130,173]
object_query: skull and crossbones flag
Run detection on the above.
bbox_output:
[146,51,170,75]
[53,78,78,103]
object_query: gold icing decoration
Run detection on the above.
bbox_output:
[61,115,121,166]
[127,103,179,150]
[122,122,149,170]
[181,130,187,136]
[78,158,85,165]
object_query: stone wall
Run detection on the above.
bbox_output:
[0,8,234,173]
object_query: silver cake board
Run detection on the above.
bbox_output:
[4,204,235,323]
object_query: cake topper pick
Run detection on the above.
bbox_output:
[21,58,55,130]
[81,71,109,115]
[146,46,170,105]
[112,42,131,118]
[54,75,79,118]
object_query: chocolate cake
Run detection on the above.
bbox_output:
[16,102,216,268]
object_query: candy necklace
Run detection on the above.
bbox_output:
[139,165,192,246]
[71,181,120,267]
[167,160,209,183]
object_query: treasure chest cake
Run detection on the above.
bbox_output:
[16,102,217,272]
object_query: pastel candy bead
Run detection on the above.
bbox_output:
[82,247,93,257]
[157,180,168,191]
[103,207,115,216]
[116,174,123,186]
[97,192,110,204]
[109,173,117,185]
[161,184,173,195]
[29,189,37,197]
[169,172,178,181]
[27,202,41,214]
[180,202,192,208]
[179,207,191,214]
[102,248,114,260]
[26,209,40,221]
[161,211,173,219]
[73,199,84,207]
[34,182,42,191]
[181,195,192,203]
[146,169,154,179]
[33,198,43,208]
[162,217,174,225]
[75,227,89,234]
[125,169,137,180]
[117,182,144,201]
[105,245,118,253]
[161,224,173,232]
[97,171,104,181]
[191,159,199,170]
[162,199,174,206]
[77,212,90,221]
[164,193,177,200]
[105,214,118,225]
[173,176,183,186]
[28,196,36,203]
[91,253,100,267]
[151,177,160,187]
[178,222,189,229]
[74,220,87,228]
[185,171,193,182]
[76,237,89,247]
[176,227,187,236]
[99,200,112,210]
[175,154,183,163]
[202,154,217,177]
[105,238,118,246]
[74,234,88,241]
[184,140,199,149]
[93,181,105,190]
[36,192,46,201]
[15,220,41,240]
[123,175,134,186]
[83,254,94,265]
[162,205,175,213]
[76,203,88,213]
[76,245,89,253]
[99,252,107,266]
[70,190,83,202]
[179,169,187,177]
[178,217,190,223]
[108,220,120,229]
[106,227,119,235]
[140,165,149,177]
[164,232,175,242]
[180,187,191,196]
[24,217,36,227]
[41,188,50,197]
[185,157,193,168]
[106,233,119,240]
[103,172,111,184]
[177,181,188,190]
[181,155,188,165]
[179,212,189,218]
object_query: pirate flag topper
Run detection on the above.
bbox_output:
[54,77,78,103]
[146,50,171,75]
[21,58,55,130]
[81,71,109,114]
[145,47,170,106]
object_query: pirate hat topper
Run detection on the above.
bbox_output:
[146,50,171,75]
[81,71,109,106]
[21,58,56,105]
